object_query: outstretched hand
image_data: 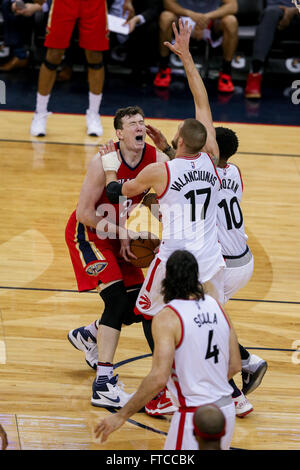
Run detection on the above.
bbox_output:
[164,18,192,57]
[94,414,126,444]
[146,124,168,151]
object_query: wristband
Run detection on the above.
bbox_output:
[106,181,123,204]
[101,151,121,172]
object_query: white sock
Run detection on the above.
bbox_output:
[84,320,98,340]
[88,92,102,115]
[36,92,50,114]
[97,362,113,380]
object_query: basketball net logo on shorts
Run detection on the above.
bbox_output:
[138,294,152,310]
[86,261,107,276]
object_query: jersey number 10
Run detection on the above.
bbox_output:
[218,197,243,230]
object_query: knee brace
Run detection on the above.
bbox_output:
[87,61,104,70]
[44,59,59,71]
[122,285,143,326]
[99,281,129,331]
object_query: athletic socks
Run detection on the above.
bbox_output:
[97,362,114,381]
[88,92,102,115]
[36,92,50,114]
[221,59,232,76]
[252,59,264,74]
[239,344,250,361]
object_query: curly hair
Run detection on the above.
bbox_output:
[161,250,205,303]
[215,127,239,161]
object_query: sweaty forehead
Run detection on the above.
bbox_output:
[122,114,145,126]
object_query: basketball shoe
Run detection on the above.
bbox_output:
[153,68,171,88]
[145,387,178,417]
[86,110,103,136]
[234,392,253,418]
[245,73,262,98]
[30,112,52,137]
[241,354,268,395]
[91,374,134,408]
[67,326,98,370]
[218,72,234,93]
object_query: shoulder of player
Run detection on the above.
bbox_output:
[154,305,181,325]
[229,162,242,174]
[86,153,106,181]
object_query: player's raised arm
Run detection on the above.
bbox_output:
[164,19,219,164]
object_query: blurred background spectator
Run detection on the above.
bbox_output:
[0,0,299,102]
[153,0,239,93]
[108,0,163,85]
[245,0,300,98]
[0,0,49,71]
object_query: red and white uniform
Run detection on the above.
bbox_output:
[65,142,157,292]
[217,164,254,303]
[45,0,109,51]
[164,296,235,450]
[135,153,225,317]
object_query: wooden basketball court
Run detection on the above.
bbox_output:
[0,110,299,450]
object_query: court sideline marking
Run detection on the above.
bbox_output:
[0,137,299,158]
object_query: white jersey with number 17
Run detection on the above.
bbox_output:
[158,153,225,282]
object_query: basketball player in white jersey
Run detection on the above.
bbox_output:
[215,126,268,400]
[94,250,241,450]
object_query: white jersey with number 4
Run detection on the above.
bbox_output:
[217,163,248,257]
[166,295,233,406]
[158,153,225,282]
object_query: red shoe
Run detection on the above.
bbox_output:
[154,68,171,88]
[145,387,178,417]
[245,73,262,99]
[218,72,234,93]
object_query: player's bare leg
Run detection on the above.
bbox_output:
[154,11,177,88]
[30,48,65,136]
[85,49,105,136]
[216,15,238,93]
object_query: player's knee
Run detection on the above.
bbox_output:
[45,48,64,67]
[85,50,104,69]
[221,15,238,34]
[159,11,176,29]
[99,281,130,331]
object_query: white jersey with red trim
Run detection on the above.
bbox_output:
[217,163,248,256]
[158,153,225,282]
[166,295,233,407]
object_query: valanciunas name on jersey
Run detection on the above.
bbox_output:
[170,170,218,192]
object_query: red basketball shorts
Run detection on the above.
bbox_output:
[65,211,144,292]
[45,0,109,51]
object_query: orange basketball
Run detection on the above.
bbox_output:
[129,234,160,268]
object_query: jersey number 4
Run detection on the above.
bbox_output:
[205,329,219,364]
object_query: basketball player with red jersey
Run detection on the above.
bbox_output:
[94,250,241,450]
[30,0,135,137]
[65,106,169,408]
